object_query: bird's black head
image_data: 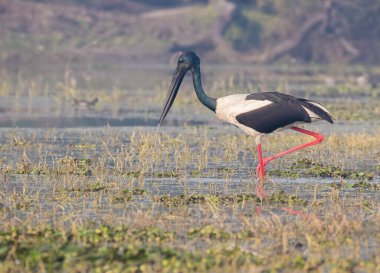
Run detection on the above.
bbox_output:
[158,52,200,125]
[177,51,200,71]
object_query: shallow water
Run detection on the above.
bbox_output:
[1,172,379,232]
[0,63,379,260]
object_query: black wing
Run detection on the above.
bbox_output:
[236,92,333,134]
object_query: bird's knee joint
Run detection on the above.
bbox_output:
[316,134,324,143]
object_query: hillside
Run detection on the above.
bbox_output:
[1,0,380,65]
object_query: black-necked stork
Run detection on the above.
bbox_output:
[159,52,333,197]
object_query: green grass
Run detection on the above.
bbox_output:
[0,56,379,272]
[0,199,379,272]
[0,125,379,272]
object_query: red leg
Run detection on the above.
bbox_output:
[256,144,265,179]
[255,126,325,196]
[256,126,324,212]
[256,143,266,198]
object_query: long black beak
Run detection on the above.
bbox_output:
[159,65,188,125]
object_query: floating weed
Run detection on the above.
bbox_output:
[223,194,259,203]
[328,182,344,189]
[0,225,258,273]
[291,158,374,180]
[112,188,148,203]
[131,226,174,243]
[122,170,181,178]
[153,171,182,178]
[81,182,108,192]
[112,195,133,203]
[155,192,307,207]
[268,169,301,178]
[68,143,97,150]
[58,181,109,193]
[5,193,35,212]
[157,193,239,206]
[56,157,93,176]
[189,169,203,177]
[123,170,141,177]
[350,172,376,181]
[122,188,148,196]
[11,159,50,175]
[267,191,308,206]
[157,194,207,206]
[188,225,231,240]
[351,181,380,191]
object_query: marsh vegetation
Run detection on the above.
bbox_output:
[0,56,379,272]
[1,0,380,271]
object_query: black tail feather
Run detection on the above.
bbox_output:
[299,99,334,124]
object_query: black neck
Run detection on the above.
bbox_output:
[191,65,216,112]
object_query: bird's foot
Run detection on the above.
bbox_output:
[256,165,263,179]
[256,159,270,180]
[255,165,267,180]
[256,179,267,199]
[255,163,268,198]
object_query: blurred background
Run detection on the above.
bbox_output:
[0,0,379,127]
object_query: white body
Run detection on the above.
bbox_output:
[215,94,331,144]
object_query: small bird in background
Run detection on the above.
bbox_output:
[72,97,98,110]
